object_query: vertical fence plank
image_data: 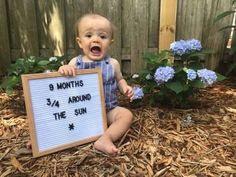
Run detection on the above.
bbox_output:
[0,0,10,74]
[131,0,149,73]
[121,0,132,49]
[70,0,93,57]
[7,0,22,60]
[202,0,233,70]
[36,0,66,57]
[177,0,206,41]
[93,0,122,64]
[149,0,160,48]
[11,0,39,58]
[36,0,52,56]
[159,0,177,51]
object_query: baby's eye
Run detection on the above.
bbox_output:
[100,35,108,39]
[85,34,92,38]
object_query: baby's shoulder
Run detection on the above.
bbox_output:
[68,57,78,65]
[108,57,119,65]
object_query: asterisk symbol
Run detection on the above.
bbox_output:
[68,123,74,130]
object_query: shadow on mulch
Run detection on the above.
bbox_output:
[0,79,236,176]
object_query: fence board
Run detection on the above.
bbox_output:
[177,0,205,40]
[121,0,132,49]
[203,0,234,69]
[159,0,177,51]
[66,0,93,57]
[131,0,149,73]
[0,0,10,74]
[7,0,21,60]
[93,0,122,64]
[12,0,39,57]
[36,0,53,56]
[149,0,160,48]
[37,0,66,57]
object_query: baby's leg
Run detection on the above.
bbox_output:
[94,106,133,155]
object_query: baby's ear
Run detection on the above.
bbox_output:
[110,39,114,44]
[76,37,82,48]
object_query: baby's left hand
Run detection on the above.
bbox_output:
[123,86,134,100]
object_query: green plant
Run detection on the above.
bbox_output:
[214,0,236,76]
[132,39,225,107]
[0,55,69,94]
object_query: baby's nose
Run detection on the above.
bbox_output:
[92,36,100,43]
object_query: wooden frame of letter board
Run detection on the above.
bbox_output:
[21,69,107,157]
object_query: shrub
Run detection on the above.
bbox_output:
[131,39,225,107]
[0,55,69,94]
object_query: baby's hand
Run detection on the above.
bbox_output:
[124,86,134,100]
[58,65,76,76]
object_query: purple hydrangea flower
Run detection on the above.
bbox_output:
[197,69,217,86]
[186,69,197,81]
[170,40,189,56]
[154,66,175,85]
[132,86,144,100]
[170,39,202,56]
[186,39,202,51]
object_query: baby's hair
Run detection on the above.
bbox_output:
[74,13,115,39]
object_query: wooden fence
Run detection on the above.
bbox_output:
[0,0,234,75]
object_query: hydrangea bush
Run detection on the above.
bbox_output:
[132,39,225,107]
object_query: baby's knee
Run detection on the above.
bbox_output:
[126,109,133,124]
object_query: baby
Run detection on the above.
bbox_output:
[58,13,133,155]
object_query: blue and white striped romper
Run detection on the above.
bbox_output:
[76,55,118,111]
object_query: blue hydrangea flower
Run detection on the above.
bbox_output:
[132,86,144,100]
[186,39,202,51]
[170,40,189,56]
[170,39,202,56]
[154,66,175,85]
[186,69,197,81]
[197,69,217,86]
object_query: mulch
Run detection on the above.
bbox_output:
[0,79,236,177]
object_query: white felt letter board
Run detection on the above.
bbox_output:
[21,69,107,157]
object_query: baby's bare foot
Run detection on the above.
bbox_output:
[94,135,119,156]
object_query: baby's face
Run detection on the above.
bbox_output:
[77,16,113,61]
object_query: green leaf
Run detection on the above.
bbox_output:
[191,79,205,88]
[214,11,235,23]
[6,87,14,95]
[188,49,214,58]
[0,76,20,90]
[165,81,184,94]
[216,73,226,81]
[219,25,236,31]
[188,62,203,70]
[37,60,50,66]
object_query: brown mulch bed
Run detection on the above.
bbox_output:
[0,79,236,177]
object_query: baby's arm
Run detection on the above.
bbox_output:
[111,58,133,99]
[58,57,77,76]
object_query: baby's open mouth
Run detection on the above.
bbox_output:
[90,46,101,55]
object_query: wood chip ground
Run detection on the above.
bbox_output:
[0,79,235,177]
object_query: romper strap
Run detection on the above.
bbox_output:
[104,55,110,64]
[76,55,82,66]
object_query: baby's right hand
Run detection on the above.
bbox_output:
[58,65,76,76]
